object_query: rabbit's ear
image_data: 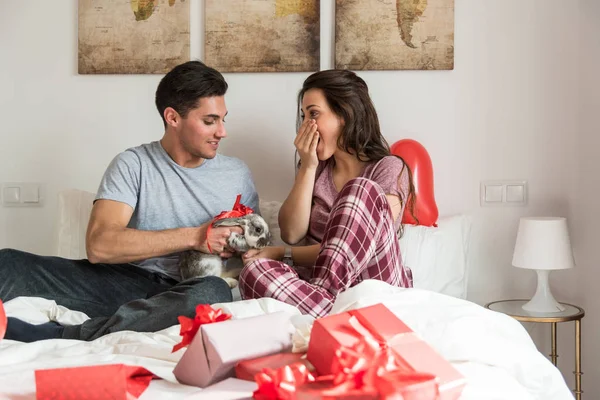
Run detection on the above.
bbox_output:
[212,217,246,228]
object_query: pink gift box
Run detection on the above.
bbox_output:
[173,311,294,388]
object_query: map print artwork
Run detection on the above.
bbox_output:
[78,0,190,74]
[205,0,320,73]
[336,0,454,70]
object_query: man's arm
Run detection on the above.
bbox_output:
[85,199,238,264]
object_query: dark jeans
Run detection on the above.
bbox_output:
[0,248,232,341]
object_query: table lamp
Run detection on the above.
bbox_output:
[512,217,575,313]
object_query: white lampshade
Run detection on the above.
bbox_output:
[512,217,575,271]
[512,217,575,313]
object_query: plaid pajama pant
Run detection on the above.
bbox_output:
[238,177,413,318]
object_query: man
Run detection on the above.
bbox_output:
[0,60,259,342]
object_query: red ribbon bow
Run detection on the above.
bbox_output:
[206,194,255,254]
[0,299,6,340]
[172,304,231,353]
[255,316,439,399]
[327,316,439,399]
[330,332,439,398]
[253,363,316,400]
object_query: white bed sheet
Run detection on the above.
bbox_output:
[0,281,573,400]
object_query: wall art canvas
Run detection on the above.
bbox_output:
[78,0,190,74]
[205,0,320,72]
[335,0,454,70]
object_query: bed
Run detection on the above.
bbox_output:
[0,143,574,399]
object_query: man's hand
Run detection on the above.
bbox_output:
[196,224,244,258]
[242,246,285,266]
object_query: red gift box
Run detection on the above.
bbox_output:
[294,372,440,400]
[306,303,465,400]
[295,379,378,400]
[35,364,154,400]
[253,362,317,400]
[236,352,316,382]
[252,364,440,400]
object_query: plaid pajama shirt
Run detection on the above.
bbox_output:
[238,177,413,318]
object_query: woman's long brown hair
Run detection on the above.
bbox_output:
[297,69,419,228]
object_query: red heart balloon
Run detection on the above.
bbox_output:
[390,139,438,227]
[0,300,6,340]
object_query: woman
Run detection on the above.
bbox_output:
[238,69,416,318]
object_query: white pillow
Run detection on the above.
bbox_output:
[258,200,285,247]
[55,189,96,259]
[399,215,472,299]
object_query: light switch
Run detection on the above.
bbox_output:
[485,185,503,202]
[3,187,20,204]
[481,180,527,207]
[1,182,44,207]
[506,184,525,203]
[22,184,39,203]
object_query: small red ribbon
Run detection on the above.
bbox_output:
[253,363,316,400]
[172,304,231,353]
[0,299,6,340]
[206,194,255,254]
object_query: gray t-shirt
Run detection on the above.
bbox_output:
[95,141,260,281]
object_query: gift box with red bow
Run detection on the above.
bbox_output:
[235,352,316,382]
[252,356,440,400]
[173,307,295,388]
[293,370,441,400]
[305,303,466,400]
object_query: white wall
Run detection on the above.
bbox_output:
[568,0,600,395]
[0,0,589,393]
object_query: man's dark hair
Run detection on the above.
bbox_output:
[155,61,228,127]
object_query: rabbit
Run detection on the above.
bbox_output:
[178,214,272,288]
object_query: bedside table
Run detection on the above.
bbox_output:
[485,299,585,400]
